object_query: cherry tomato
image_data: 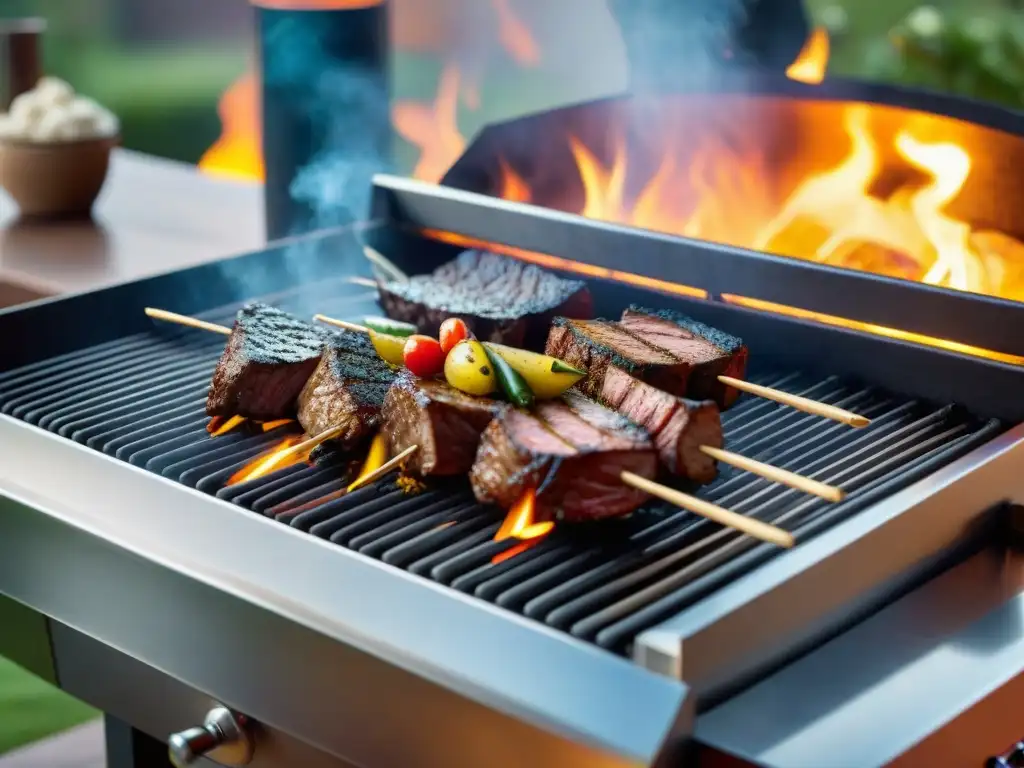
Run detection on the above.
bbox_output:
[439,317,471,354]
[403,335,446,378]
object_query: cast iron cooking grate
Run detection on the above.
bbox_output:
[0,288,1002,654]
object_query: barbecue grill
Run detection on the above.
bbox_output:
[2,167,1024,767]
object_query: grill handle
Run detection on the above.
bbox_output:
[167,706,254,767]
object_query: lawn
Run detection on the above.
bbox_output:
[0,657,97,756]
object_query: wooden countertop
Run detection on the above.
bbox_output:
[0,149,264,302]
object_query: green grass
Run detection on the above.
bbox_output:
[0,657,97,756]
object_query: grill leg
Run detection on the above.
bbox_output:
[104,714,173,768]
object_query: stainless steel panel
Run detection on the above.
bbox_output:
[636,422,1024,704]
[51,622,354,768]
[0,415,691,768]
[695,547,1024,767]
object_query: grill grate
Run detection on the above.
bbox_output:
[0,290,1003,655]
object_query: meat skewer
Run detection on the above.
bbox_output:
[357,248,869,428]
[319,315,845,501]
[145,305,387,450]
[143,308,829,544]
[549,307,870,427]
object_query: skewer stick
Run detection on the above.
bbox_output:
[363,245,410,282]
[347,445,420,492]
[700,445,844,502]
[144,308,231,336]
[274,426,347,464]
[718,375,870,428]
[620,471,795,548]
[349,276,379,288]
[313,315,370,335]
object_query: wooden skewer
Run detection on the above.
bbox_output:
[718,375,870,428]
[349,276,380,288]
[363,245,410,283]
[620,471,795,548]
[268,426,347,466]
[313,314,370,335]
[700,445,844,502]
[347,444,419,492]
[144,308,231,336]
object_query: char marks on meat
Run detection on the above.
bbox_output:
[471,392,657,523]
[381,374,501,476]
[601,366,722,483]
[297,338,396,449]
[619,306,748,407]
[544,317,685,398]
[206,303,332,419]
[378,250,593,348]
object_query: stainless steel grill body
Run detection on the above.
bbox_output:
[2,196,1024,766]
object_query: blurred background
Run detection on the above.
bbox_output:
[5,0,1024,175]
[1,0,1023,757]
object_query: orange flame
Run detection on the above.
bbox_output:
[491,489,553,564]
[227,436,311,486]
[260,419,295,432]
[491,0,541,67]
[346,432,389,491]
[488,27,1024,364]
[208,415,247,436]
[786,27,829,84]
[198,70,264,182]
[393,62,467,183]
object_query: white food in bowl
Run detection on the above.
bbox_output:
[0,77,119,144]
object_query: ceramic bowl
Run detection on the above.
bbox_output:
[0,134,119,218]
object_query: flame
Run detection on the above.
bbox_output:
[208,415,247,436]
[198,70,264,182]
[786,27,829,84]
[491,489,553,564]
[227,436,311,486]
[260,419,295,432]
[393,62,467,182]
[491,0,541,67]
[488,27,1024,363]
[347,432,389,491]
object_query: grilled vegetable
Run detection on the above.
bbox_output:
[369,330,408,366]
[483,344,535,408]
[482,342,585,399]
[444,340,498,396]
[403,335,446,378]
[439,317,471,354]
[365,316,417,338]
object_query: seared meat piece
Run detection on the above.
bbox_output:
[545,307,749,409]
[619,306,748,407]
[381,374,501,476]
[544,317,686,398]
[378,250,593,349]
[206,303,336,419]
[296,338,396,448]
[601,366,722,483]
[471,392,657,523]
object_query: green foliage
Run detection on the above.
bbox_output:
[0,657,96,756]
[838,3,1024,107]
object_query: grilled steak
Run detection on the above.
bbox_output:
[544,317,687,398]
[471,392,657,523]
[545,308,748,409]
[381,374,501,476]
[619,306,748,407]
[377,250,593,349]
[296,338,396,448]
[601,366,722,483]
[206,303,338,419]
